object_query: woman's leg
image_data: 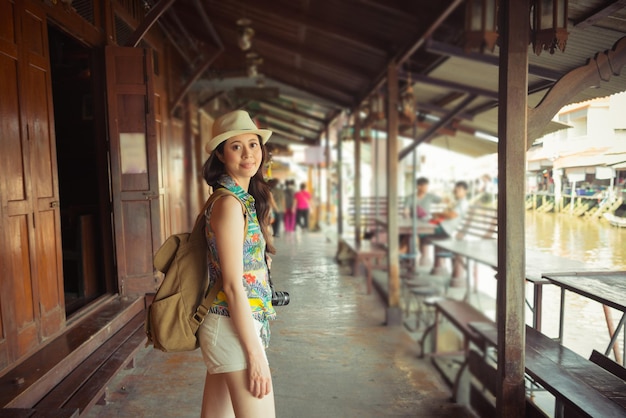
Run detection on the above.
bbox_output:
[224,370,276,418]
[201,372,235,418]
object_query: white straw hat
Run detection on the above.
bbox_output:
[207,110,272,152]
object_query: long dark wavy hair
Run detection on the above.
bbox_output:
[202,137,276,254]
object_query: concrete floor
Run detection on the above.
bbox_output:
[84,229,473,418]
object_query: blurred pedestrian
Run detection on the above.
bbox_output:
[283,180,296,232]
[294,182,311,231]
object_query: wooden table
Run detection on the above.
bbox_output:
[543,271,626,363]
[470,322,626,418]
[433,239,587,330]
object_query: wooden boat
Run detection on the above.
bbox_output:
[603,213,626,228]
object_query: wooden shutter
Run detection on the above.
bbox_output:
[105,46,162,296]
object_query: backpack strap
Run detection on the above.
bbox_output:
[190,188,249,330]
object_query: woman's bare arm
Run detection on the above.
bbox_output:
[211,196,272,398]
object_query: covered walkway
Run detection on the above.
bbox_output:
[83,229,471,418]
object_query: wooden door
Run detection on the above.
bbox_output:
[0,0,64,367]
[105,46,162,296]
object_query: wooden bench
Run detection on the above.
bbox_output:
[346,196,405,236]
[0,297,146,417]
[468,322,626,418]
[34,311,146,414]
[419,297,495,402]
[467,349,550,418]
[589,349,626,380]
[337,237,387,294]
[420,297,495,357]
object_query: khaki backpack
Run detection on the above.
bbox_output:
[146,188,247,352]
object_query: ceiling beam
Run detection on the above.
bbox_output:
[573,0,626,29]
[416,102,474,121]
[258,100,329,124]
[257,116,319,141]
[264,125,317,145]
[398,94,477,160]
[424,39,563,81]
[253,110,323,136]
[467,79,554,115]
[405,72,499,100]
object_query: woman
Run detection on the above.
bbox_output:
[199,110,277,418]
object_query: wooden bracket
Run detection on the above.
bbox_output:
[169,48,223,116]
[126,0,177,47]
[527,36,626,147]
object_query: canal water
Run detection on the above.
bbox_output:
[475,211,625,362]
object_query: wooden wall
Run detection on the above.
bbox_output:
[0,0,196,372]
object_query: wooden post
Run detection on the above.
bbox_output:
[497,0,528,416]
[325,126,332,224]
[386,62,402,325]
[337,121,344,237]
[354,114,362,245]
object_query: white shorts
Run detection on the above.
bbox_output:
[198,314,268,374]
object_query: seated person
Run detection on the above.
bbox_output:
[419,181,469,274]
[401,177,441,255]
[425,181,469,238]
[404,177,442,220]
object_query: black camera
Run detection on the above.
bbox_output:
[268,270,290,306]
[271,289,290,306]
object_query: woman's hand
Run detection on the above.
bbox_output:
[247,351,273,398]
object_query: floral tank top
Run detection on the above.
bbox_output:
[204,175,276,347]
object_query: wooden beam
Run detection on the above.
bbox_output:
[126,0,177,47]
[254,110,323,136]
[170,49,222,115]
[416,102,474,121]
[198,90,226,108]
[256,119,317,142]
[166,9,201,54]
[190,0,223,49]
[157,20,192,65]
[361,0,465,104]
[574,0,626,29]
[337,117,345,237]
[398,94,477,161]
[386,62,402,326]
[262,57,356,106]
[424,38,562,81]
[259,100,329,124]
[466,79,553,116]
[324,125,331,223]
[354,114,362,246]
[405,72,499,100]
[527,36,626,145]
[497,0,528,416]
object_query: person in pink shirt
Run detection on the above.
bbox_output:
[293,183,311,231]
